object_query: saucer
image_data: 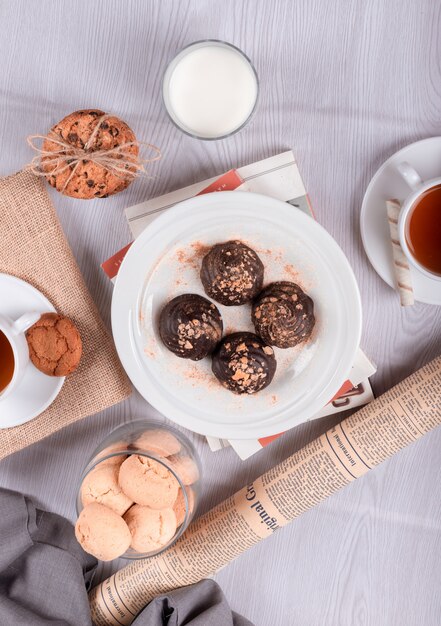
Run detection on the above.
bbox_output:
[360,136,441,305]
[0,274,64,428]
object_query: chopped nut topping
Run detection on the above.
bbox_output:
[232,369,250,381]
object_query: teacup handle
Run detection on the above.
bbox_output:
[396,161,423,191]
[12,312,41,335]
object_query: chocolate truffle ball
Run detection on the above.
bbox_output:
[212,332,276,395]
[200,241,264,306]
[159,294,223,361]
[252,281,315,349]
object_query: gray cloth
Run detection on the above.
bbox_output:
[137,579,254,626]
[0,488,253,626]
[0,488,97,625]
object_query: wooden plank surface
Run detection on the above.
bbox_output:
[0,1,440,624]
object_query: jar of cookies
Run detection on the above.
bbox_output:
[75,420,201,561]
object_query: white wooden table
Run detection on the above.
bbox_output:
[0,1,440,624]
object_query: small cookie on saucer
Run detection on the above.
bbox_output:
[26,313,82,376]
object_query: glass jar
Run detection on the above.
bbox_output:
[76,420,201,559]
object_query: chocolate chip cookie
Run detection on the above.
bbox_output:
[41,109,139,199]
[26,313,82,376]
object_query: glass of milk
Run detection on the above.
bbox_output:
[163,40,259,140]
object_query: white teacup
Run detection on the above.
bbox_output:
[0,312,41,401]
[396,162,441,281]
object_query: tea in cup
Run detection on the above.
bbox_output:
[396,162,441,279]
[0,312,40,400]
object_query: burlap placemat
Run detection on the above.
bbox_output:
[0,170,132,459]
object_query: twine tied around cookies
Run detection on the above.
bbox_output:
[26,114,161,193]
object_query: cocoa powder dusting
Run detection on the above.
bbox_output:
[284,263,301,282]
[190,241,211,259]
[175,242,211,267]
[182,364,217,389]
[176,250,186,264]
[255,246,283,263]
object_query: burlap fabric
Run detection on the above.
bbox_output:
[0,170,131,459]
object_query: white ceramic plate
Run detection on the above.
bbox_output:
[0,274,64,428]
[360,136,441,305]
[112,191,362,439]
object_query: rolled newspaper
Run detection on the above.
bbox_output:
[90,356,441,626]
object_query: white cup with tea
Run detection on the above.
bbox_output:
[0,312,40,400]
[396,162,441,280]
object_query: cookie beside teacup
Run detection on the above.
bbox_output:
[26,312,82,376]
